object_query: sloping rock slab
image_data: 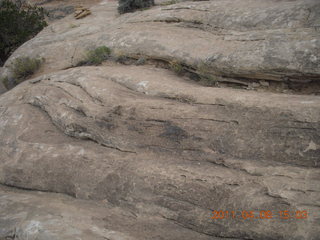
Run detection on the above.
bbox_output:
[0,65,319,239]
[0,185,219,240]
[2,0,320,84]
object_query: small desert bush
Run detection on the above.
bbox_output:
[135,57,146,65]
[196,61,222,86]
[118,0,155,14]
[160,0,179,6]
[1,76,9,89]
[11,56,42,81]
[169,60,184,75]
[1,56,43,89]
[77,46,111,66]
[111,49,131,64]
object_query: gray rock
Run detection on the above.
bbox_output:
[2,0,320,85]
[0,66,319,239]
[0,185,219,240]
[0,1,319,239]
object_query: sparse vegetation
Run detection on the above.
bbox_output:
[11,56,43,81]
[160,0,179,6]
[112,50,131,64]
[198,74,219,86]
[1,76,9,89]
[135,57,146,65]
[0,56,43,89]
[0,0,47,66]
[118,0,155,14]
[69,23,80,29]
[169,60,184,75]
[161,93,196,103]
[77,46,111,66]
[195,61,214,84]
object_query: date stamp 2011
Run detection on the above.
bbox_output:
[211,210,308,220]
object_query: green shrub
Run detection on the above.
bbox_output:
[111,50,131,64]
[118,0,155,14]
[1,76,9,89]
[135,57,146,65]
[196,61,220,86]
[10,56,43,81]
[169,60,184,75]
[160,0,179,6]
[77,46,111,66]
[0,0,47,66]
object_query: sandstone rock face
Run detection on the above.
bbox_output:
[0,185,220,240]
[2,0,320,86]
[0,65,319,239]
[0,0,319,239]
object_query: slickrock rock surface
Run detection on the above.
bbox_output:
[0,185,221,240]
[3,0,320,88]
[0,0,319,239]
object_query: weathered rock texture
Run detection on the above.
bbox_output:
[0,185,222,240]
[2,0,320,88]
[0,0,319,239]
[0,65,319,239]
